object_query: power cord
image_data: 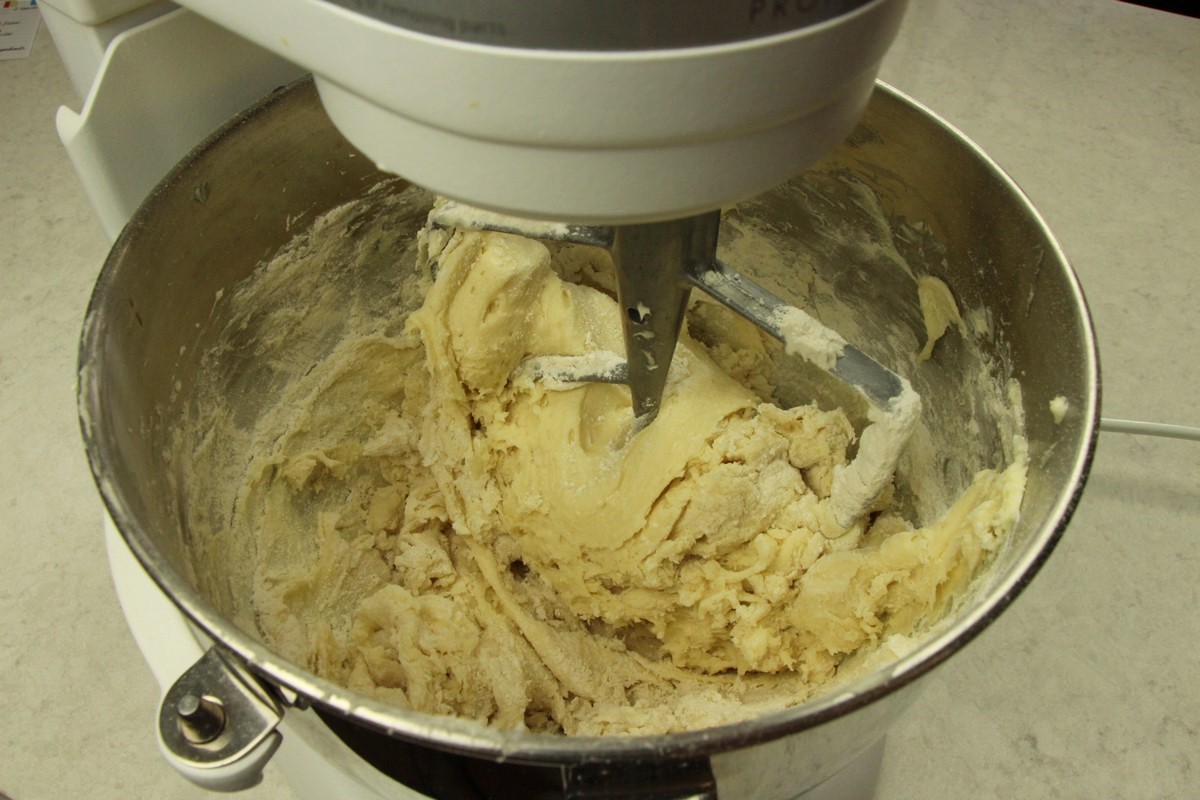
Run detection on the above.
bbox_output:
[1100,418,1200,442]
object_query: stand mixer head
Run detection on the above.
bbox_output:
[173,0,909,223]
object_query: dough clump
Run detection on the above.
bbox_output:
[242,224,1025,736]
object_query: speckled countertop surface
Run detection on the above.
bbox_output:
[2,2,1197,798]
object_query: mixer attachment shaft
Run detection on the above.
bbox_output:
[428,201,921,526]
[609,212,721,421]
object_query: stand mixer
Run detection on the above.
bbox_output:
[73,2,1077,797]
[71,39,1100,800]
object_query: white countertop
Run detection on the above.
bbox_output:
[2,2,1197,798]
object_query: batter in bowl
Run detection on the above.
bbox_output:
[232,206,1026,736]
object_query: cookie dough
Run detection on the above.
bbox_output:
[239,223,1026,736]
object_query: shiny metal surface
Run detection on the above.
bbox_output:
[320,0,877,50]
[158,647,283,790]
[176,693,227,745]
[78,77,1097,798]
[611,212,721,423]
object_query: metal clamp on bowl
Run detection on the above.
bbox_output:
[157,646,284,792]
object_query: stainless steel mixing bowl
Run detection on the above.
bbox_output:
[78,78,1098,798]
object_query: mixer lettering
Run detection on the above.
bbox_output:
[747,0,845,23]
[377,1,455,36]
[457,18,507,38]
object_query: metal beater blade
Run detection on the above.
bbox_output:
[427,201,920,526]
[429,202,716,425]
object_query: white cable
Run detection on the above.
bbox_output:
[1100,418,1200,442]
